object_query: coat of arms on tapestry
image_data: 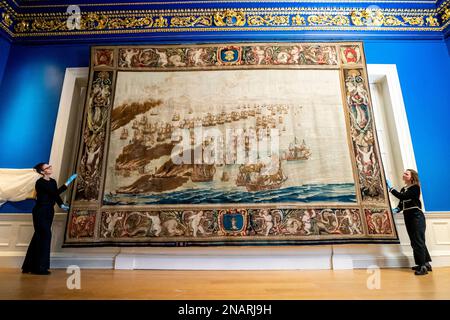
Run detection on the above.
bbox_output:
[63,42,399,246]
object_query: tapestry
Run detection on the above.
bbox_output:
[63,42,399,246]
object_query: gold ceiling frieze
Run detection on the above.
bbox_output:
[11,7,441,17]
[1,3,447,37]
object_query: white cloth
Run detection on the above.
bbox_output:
[0,169,41,206]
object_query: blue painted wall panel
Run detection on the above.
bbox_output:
[0,39,448,212]
[0,36,11,87]
[364,40,450,212]
[446,36,450,55]
[0,44,89,168]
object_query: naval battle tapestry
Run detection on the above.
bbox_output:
[63,42,399,247]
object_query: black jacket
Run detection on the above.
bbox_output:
[35,178,67,207]
[389,184,422,213]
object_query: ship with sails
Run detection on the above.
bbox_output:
[120,128,129,140]
[286,137,311,161]
[235,160,287,192]
[172,112,180,122]
[190,140,217,182]
[191,164,216,182]
[220,171,230,182]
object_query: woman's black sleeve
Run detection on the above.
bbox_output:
[58,184,68,195]
[390,185,420,201]
[54,192,64,207]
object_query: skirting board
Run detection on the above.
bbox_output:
[0,252,116,269]
[113,246,333,270]
[2,246,450,270]
[105,245,450,270]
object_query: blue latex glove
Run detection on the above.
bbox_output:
[392,207,400,214]
[65,173,78,186]
[61,204,69,211]
[386,179,393,190]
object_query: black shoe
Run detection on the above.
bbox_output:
[414,266,428,276]
[412,263,432,272]
[31,270,51,275]
[21,269,31,274]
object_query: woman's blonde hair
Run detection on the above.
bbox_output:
[406,169,420,186]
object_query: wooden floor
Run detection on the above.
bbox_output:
[1,267,450,299]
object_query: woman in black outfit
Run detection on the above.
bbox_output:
[21,163,77,275]
[387,169,432,276]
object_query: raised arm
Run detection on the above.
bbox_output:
[57,184,68,195]
[389,185,420,201]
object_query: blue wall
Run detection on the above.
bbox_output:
[364,40,450,212]
[0,39,449,212]
[0,44,89,168]
[446,36,450,55]
[0,36,11,87]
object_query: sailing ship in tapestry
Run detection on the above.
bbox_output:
[104,69,356,206]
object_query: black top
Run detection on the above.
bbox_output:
[389,184,422,212]
[35,178,67,207]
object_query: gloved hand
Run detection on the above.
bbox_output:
[386,179,393,190]
[392,207,400,214]
[65,173,78,186]
[61,204,70,211]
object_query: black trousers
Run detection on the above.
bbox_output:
[403,210,431,266]
[22,205,54,272]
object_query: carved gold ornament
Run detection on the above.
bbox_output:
[14,20,29,32]
[351,9,384,27]
[291,14,305,26]
[1,12,12,27]
[402,16,424,26]
[425,15,439,27]
[308,14,349,26]
[383,16,404,26]
[171,15,212,27]
[213,10,246,27]
[442,7,450,22]
[247,15,289,26]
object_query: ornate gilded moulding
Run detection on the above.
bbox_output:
[439,0,450,29]
[1,0,449,39]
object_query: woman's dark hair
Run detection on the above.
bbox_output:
[407,169,420,186]
[33,162,46,175]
